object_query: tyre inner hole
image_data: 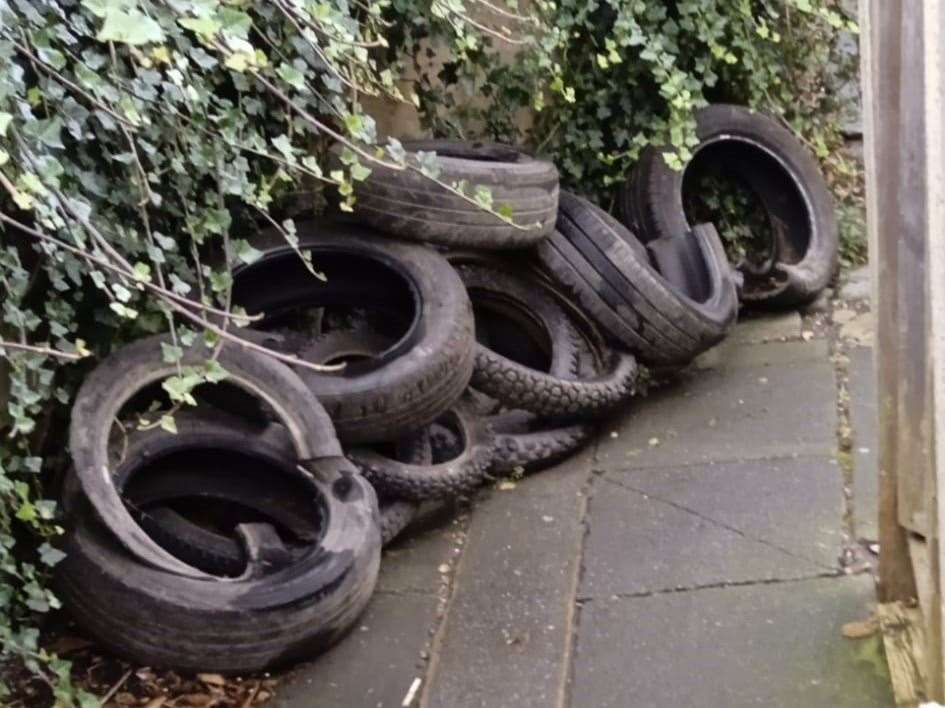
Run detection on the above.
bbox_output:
[428,411,466,463]
[116,381,283,437]
[470,291,553,373]
[681,139,811,292]
[232,250,420,364]
[123,448,324,577]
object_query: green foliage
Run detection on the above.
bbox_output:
[0,0,861,702]
[387,0,863,254]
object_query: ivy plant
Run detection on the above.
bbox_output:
[387,0,862,258]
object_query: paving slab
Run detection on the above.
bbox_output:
[570,574,892,708]
[597,341,836,469]
[274,508,454,707]
[847,345,879,541]
[421,453,592,708]
[728,311,803,345]
[377,502,462,594]
[273,592,438,708]
[840,265,871,301]
[581,456,842,598]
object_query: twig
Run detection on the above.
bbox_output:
[468,0,536,24]
[99,667,133,705]
[241,681,262,708]
[0,212,255,324]
[0,340,84,360]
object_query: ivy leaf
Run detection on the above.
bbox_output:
[179,16,221,38]
[161,342,183,364]
[38,544,65,568]
[233,239,263,265]
[350,163,371,181]
[162,375,199,406]
[277,63,305,90]
[159,414,178,434]
[0,112,12,137]
[80,0,111,18]
[416,151,441,180]
[97,9,165,46]
[22,118,65,149]
[272,134,295,162]
[204,359,228,383]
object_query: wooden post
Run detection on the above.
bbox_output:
[861,0,918,604]
[925,0,945,697]
[865,0,945,698]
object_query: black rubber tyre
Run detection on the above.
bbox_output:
[618,104,838,307]
[455,260,580,380]
[232,222,475,444]
[56,442,380,674]
[341,140,558,249]
[349,396,494,501]
[69,334,345,578]
[488,410,593,475]
[455,262,635,416]
[537,191,738,366]
[117,413,421,576]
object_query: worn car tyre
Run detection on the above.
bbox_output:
[618,103,838,307]
[56,438,381,674]
[119,413,421,577]
[69,334,345,578]
[232,222,475,444]
[349,395,494,501]
[537,191,737,366]
[341,140,558,249]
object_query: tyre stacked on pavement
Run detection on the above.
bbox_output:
[61,112,836,674]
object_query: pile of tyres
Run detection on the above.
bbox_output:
[58,105,837,674]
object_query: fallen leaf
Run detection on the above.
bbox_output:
[47,635,93,655]
[648,437,660,447]
[198,674,226,687]
[437,564,450,574]
[143,698,166,708]
[842,616,878,639]
[498,480,517,491]
[802,331,814,341]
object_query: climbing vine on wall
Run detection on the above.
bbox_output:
[386,0,863,262]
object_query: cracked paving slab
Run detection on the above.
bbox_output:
[569,574,892,708]
[272,505,458,708]
[580,456,844,598]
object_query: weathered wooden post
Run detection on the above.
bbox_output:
[862,0,945,698]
